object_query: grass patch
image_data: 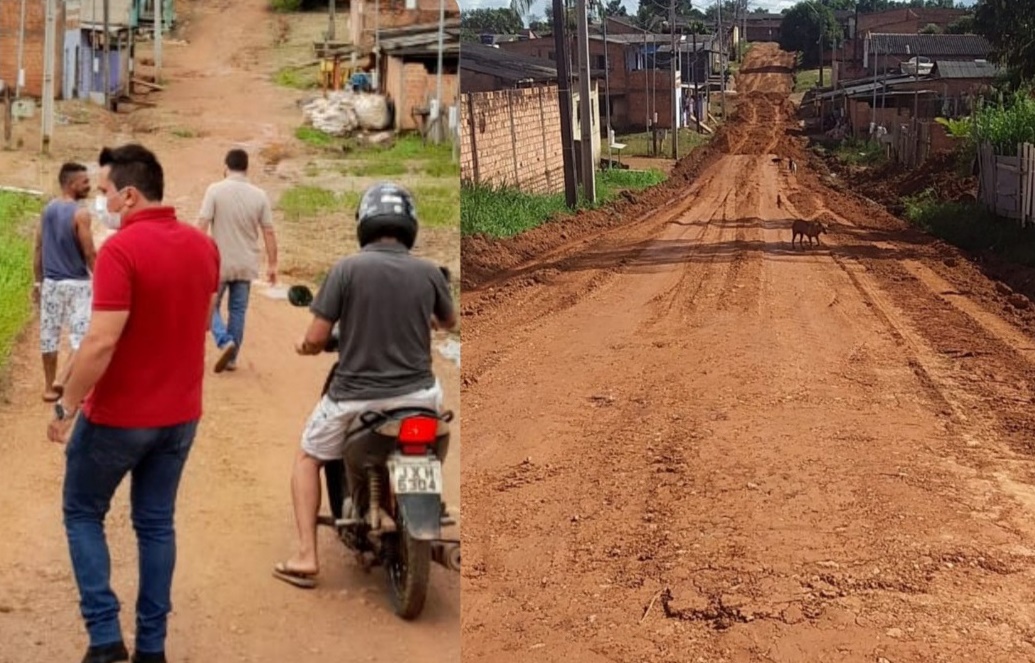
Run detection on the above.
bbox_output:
[278,186,359,221]
[413,185,460,227]
[295,126,338,148]
[833,137,887,167]
[170,127,197,138]
[270,0,302,12]
[794,68,821,93]
[278,183,457,227]
[615,128,711,159]
[274,66,319,90]
[461,168,666,237]
[903,189,1035,266]
[0,192,44,370]
[339,133,459,178]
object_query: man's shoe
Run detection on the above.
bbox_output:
[132,652,167,663]
[214,341,237,373]
[82,642,129,663]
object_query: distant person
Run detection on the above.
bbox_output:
[197,148,278,373]
[47,143,220,663]
[33,162,96,402]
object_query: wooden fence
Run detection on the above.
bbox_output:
[882,119,932,168]
[977,142,1035,227]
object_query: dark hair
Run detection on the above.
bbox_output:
[58,162,87,188]
[98,144,164,202]
[225,149,249,172]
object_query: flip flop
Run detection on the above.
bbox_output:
[42,391,60,403]
[272,562,317,589]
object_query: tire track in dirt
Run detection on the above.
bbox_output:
[462,42,1035,663]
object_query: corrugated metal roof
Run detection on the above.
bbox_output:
[460,43,603,84]
[934,59,1002,79]
[869,33,991,58]
[379,20,461,52]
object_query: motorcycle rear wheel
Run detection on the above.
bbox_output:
[386,515,431,620]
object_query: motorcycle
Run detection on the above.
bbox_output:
[287,274,459,620]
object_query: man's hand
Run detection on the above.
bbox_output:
[295,337,312,355]
[47,415,75,444]
[267,266,278,286]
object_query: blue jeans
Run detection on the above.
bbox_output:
[63,416,197,654]
[211,280,250,359]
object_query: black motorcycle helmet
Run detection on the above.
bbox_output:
[355,182,419,249]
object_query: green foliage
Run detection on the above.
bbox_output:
[779,2,842,67]
[461,169,666,237]
[971,93,1035,154]
[973,0,1035,85]
[460,8,523,40]
[0,192,43,370]
[902,188,1035,265]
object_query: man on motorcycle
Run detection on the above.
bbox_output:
[274,182,457,589]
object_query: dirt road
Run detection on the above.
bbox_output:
[0,2,459,661]
[461,44,1035,662]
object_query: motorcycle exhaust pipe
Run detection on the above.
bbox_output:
[431,541,460,572]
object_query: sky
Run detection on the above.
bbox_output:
[459,0,976,20]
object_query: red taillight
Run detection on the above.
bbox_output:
[398,416,438,455]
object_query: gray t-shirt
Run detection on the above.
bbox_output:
[310,242,455,402]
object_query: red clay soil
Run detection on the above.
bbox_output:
[829,151,979,215]
[461,43,1035,663]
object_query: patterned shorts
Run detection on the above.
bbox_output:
[39,279,92,354]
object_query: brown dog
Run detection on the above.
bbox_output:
[791,219,826,249]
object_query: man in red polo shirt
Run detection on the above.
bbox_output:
[46,144,220,663]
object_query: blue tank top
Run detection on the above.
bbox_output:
[41,200,90,281]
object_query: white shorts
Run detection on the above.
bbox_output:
[300,381,443,461]
[39,278,92,354]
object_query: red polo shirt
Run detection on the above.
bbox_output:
[83,206,220,428]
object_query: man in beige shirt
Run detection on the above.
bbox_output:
[197,149,278,373]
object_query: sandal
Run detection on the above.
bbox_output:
[272,561,317,589]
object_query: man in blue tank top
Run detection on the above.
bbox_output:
[32,162,97,402]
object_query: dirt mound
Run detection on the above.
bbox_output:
[840,152,978,214]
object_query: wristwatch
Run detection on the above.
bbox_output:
[54,400,75,421]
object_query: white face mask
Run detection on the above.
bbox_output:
[94,193,122,230]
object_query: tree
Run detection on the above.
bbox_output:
[604,0,628,17]
[919,22,942,33]
[636,0,696,29]
[973,0,1035,84]
[460,8,523,41]
[751,6,768,13]
[778,1,842,67]
[945,13,975,34]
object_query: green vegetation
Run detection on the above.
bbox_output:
[342,134,459,178]
[461,168,666,237]
[614,129,710,159]
[794,68,821,93]
[832,137,887,167]
[295,126,337,148]
[903,189,1035,266]
[274,66,319,90]
[269,0,302,12]
[0,192,43,370]
[278,182,458,227]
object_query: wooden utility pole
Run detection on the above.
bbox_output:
[155,0,163,82]
[575,0,595,202]
[41,0,56,154]
[670,0,677,160]
[328,0,336,41]
[552,0,578,208]
[16,0,27,98]
[103,0,111,110]
[602,3,612,167]
[717,0,726,119]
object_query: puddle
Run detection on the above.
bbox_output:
[437,338,461,367]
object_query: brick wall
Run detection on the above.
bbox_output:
[351,0,459,48]
[0,0,65,99]
[384,54,457,132]
[460,85,565,195]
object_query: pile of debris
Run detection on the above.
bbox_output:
[301,91,392,137]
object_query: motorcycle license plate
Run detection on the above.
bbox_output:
[388,456,443,495]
